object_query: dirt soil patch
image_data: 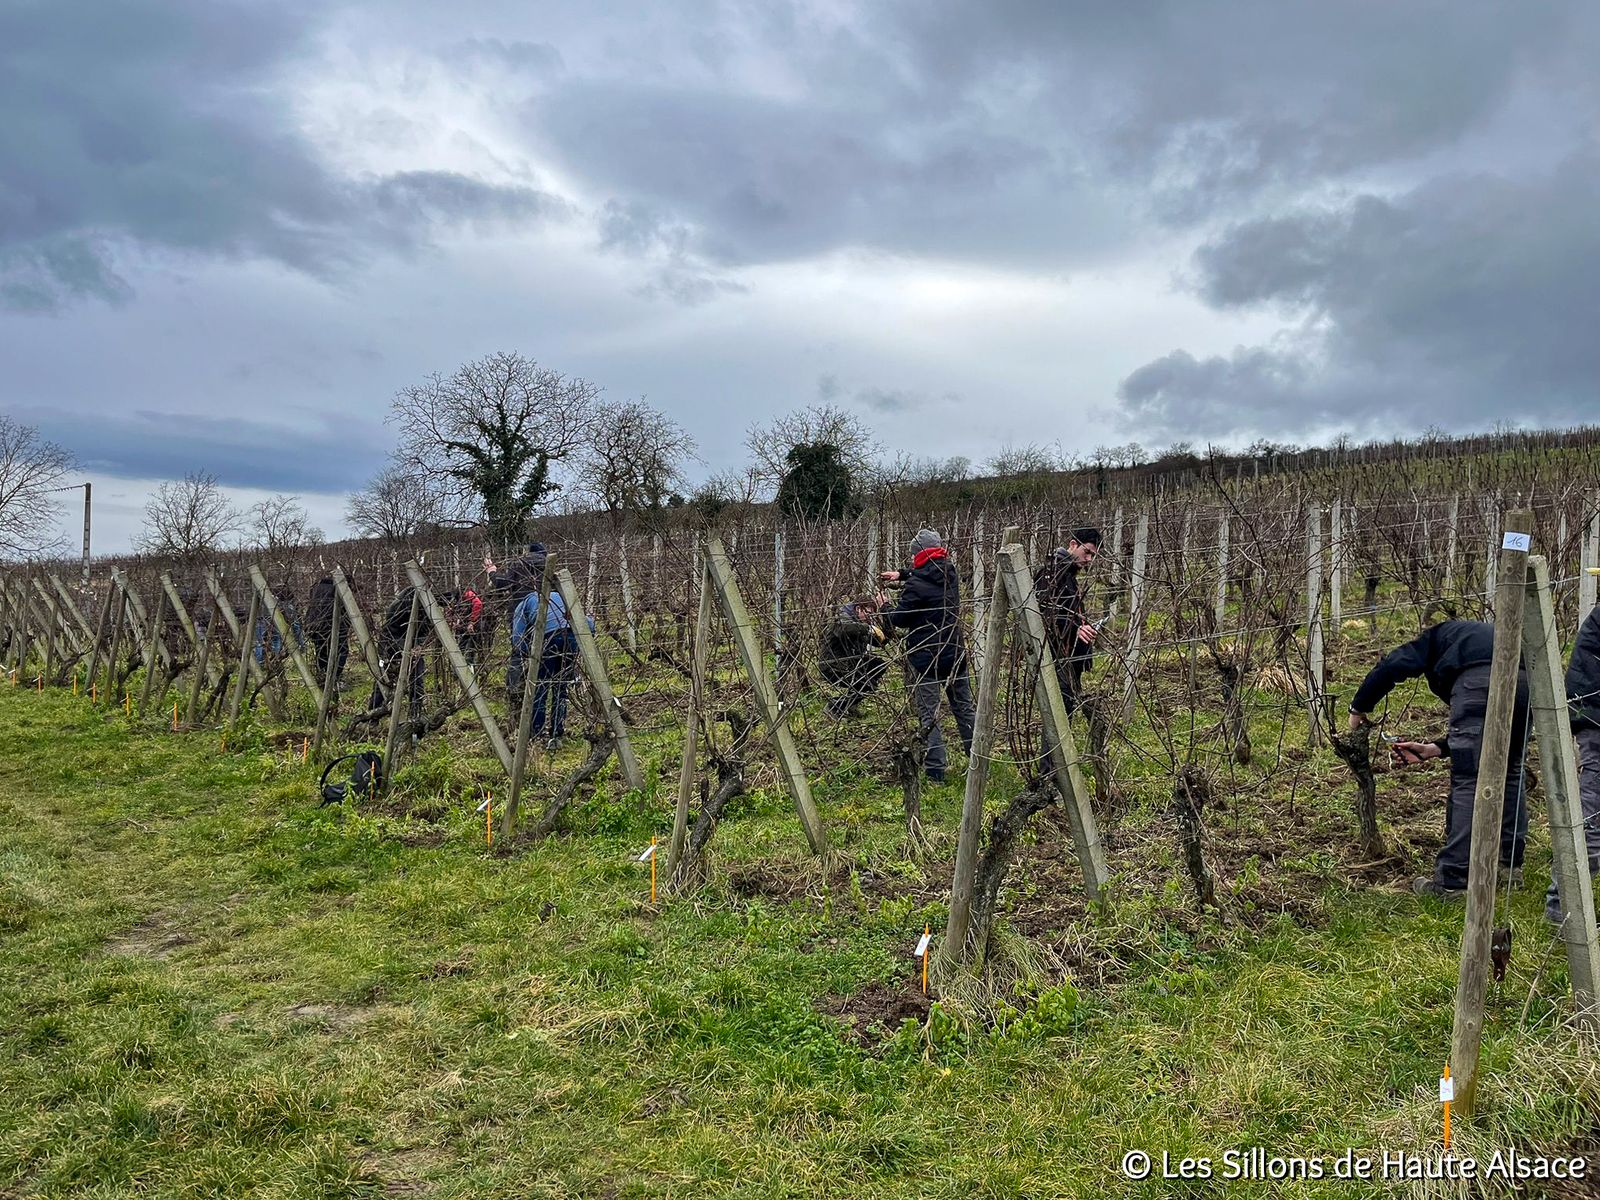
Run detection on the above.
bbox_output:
[285,1002,380,1030]
[105,913,194,960]
[818,981,932,1045]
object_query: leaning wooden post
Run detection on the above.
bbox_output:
[997,542,1109,899]
[504,557,554,840]
[942,528,1016,964]
[161,573,221,691]
[1306,506,1326,749]
[553,567,645,792]
[1523,554,1600,1029]
[401,563,515,776]
[248,566,318,691]
[1450,508,1532,1119]
[665,561,713,885]
[100,586,127,702]
[49,575,93,647]
[381,590,423,790]
[227,589,261,725]
[332,568,388,704]
[311,598,341,760]
[186,619,213,726]
[206,570,267,691]
[703,537,827,854]
[1580,510,1600,636]
[83,582,114,691]
[136,583,169,717]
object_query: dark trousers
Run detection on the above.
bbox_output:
[1435,665,1530,888]
[369,654,423,722]
[310,631,348,685]
[531,629,579,737]
[824,654,889,717]
[911,656,976,778]
[1545,726,1600,913]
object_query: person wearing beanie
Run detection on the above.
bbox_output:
[880,527,976,782]
[483,541,549,609]
[1035,527,1103,714]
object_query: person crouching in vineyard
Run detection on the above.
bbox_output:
[819,594,891,719]
[880,529,975,784]
[1035,528,1103,715]
[1346,619,1529,899]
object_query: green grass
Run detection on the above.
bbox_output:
[3,668,1599,1199]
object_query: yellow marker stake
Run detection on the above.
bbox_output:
[922,925,931,994]
[124,691,130,715]
[1441,1064,1453,1150]
[90,681,96,702]
[486,793,493,845]
[301,737,308,761]
[172,701,178,731]
[650,836,658,903]
[38,674,43,693]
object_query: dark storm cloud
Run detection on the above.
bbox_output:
[0,0,563,312]
[1118,155,1600,439]
[12,404,385,493]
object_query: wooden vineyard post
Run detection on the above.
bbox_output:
[665,561,713,886]
[1118,511,1150,721]
[161,573,221,692]
[332,568,388,705]
[83,582,114,692]
[773,530,785,652]
[1523,554,1600,1029]
[206,570,267,693]
[1306,507,1326,749]
[553,567,644,792]
[1581,510,1599,636]
[1450,508,1532,1118]
[504,557,554,840]
[248,567,318,691]
[186,618,213,727]
[585,542,598,615]
[943,527,1017,963]
[1107,507,1125,620]
[996,543,1109,899]
[402,563,515,777]
[1214,512,1230,632]
[311,597,341,760]
[136,582,169,717]
[1329,496,1344,625]
[49,575,93,648]
[618,537,639,654]
[227,589,261,725]
[382,590,423,790]
[970,529,988,675]
[100,585,127,703]
[1445,493,1461,598]
[703,537,827,855]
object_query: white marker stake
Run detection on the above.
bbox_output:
[637,843,658,862]
[913,931,932,957]
[915,926,932,994]
[475,796,492,814]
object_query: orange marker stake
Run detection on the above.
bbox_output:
[124,691,130,715]
[1441,1065,1453,1150]
[37,674,43,693]
[172,701,178,731]
[90,681,96,702]
[301,737,308,761]
[914,926,933,994]
[486,793,493,845]
[650,836,658,903]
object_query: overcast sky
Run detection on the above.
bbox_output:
[5,0,1598,551]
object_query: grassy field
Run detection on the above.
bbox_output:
[3,658,1600,1199]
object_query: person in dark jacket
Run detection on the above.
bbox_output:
[881,529,975,783]
[820,595,890,719]
[304,576,348,686]
[1545,605,1600,926]
[1349,619,1529,898]
[483,543,548,610]
[368,586,429,722]
[1035,528,1102,714]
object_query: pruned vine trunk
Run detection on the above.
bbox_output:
[1173,765,1217,910]
[529,732,616,840]
[969,785,1054,967]
[1330,724,1387,859]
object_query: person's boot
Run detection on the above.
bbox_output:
[1411,877,1467,900]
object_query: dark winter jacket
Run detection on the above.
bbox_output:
[489,544,548,606]
[305,577,338,636]
[1349,620,1498,714]
[1569,606,1600,732]
[820,604,887,683]
[378,587,428,660]
[882,548,964,672]
[1035,551,1092,670]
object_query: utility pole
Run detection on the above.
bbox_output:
[80,482,92,592]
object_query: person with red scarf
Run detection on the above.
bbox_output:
[881,528,976,783]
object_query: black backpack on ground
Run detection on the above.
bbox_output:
[319,751,384,806]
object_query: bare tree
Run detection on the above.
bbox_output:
[247,494,324,552]
[575,399,696,528]
[388,351,598,545]
[345,465,457,540]
[987,441,1059,477]
[137,472,238,559]
[745,403,880,493]
[0,417,74,559]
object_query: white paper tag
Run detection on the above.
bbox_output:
[637,844,657,862]
[1502,531,1531,551]
[1439,1075,1454,1103]
[914,932,932,956]
[475,796,492,813]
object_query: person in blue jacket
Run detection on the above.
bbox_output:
[511,585,593,742]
